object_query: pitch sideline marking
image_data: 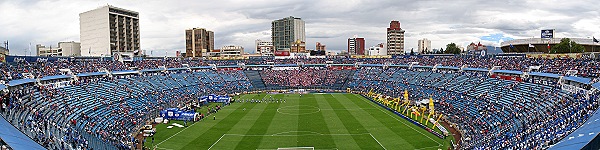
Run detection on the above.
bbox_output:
[355,94,443,147]
[154,118,202,148]
[154,146,174,150]
[369,133,387,150]
[156,94,254,148]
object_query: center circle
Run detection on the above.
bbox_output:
[277,105,321,115]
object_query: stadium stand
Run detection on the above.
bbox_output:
[0,55,599,149]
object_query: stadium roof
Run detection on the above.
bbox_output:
[550,109,600,150]
[492,70,523,75]
[500,38,600,53]
[360,64,384,67]
[529,72,561,78]
[437,66,460,70]
[112,70,139,75]
[190,66,212,69]
[39,74,71,81]
[413,65,433,68]
[593,82,600,90]
[8,78,36,86]
[166,68,187,71]
[463,68,489,72]
[0,116,45,150]
[76,72,107,77]
[563,76,592,84]
[141,68,164,72]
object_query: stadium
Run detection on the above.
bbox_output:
[0,54,598,150]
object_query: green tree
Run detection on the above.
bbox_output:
[550,38,585,53]
[445,43,461,54]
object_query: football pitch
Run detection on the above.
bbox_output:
[146,93,454,150]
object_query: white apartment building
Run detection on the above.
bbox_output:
[418,38,431,54]
[80,5,140,57]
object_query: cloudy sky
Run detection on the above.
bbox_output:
[1,0,599,56]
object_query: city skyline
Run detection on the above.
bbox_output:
[1,0,599,56]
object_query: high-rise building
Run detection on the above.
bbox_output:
[256,39,274,56]
[272,16,305,51]
[316,42,326,51]
[220,45,243,57]
[348,35,365,55]
[418,38,431,54]
[80,5,140,56]
[185,28,214,57]
[387,21,405,55]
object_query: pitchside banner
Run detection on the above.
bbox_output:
[160,108,196,121]
[541,29,555,38]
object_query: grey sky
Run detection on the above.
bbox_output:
[1,0,599,56]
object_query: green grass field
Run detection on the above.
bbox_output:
[145,93,453,150]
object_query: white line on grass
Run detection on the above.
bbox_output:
[153,116,203,148]
[208,134,226,150]
[357,94,443,148]
[369,133,387,150]
[154,146,174,150]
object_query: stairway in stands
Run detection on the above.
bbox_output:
[244,70,266,89]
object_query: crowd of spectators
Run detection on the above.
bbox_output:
[348,67,599,149]
[260,67,353,88]
[0,56,599,82]
[0,56,598,149]
[0,69,251,149]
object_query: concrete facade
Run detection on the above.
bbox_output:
[272,16,305,51]
[255,39,274,56]
[220,45,243,57]
[36,41,81,57]
[80,5,140,56]
[185,28,214,57]
[348,35,365,55]
[418,38,431,54]
[387,21,405,55]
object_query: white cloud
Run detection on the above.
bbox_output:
[0,0,598,56]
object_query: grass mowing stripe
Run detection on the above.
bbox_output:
[149,95,252,149]
[322,94,387,150]
[210,94,275,149]
[233,94,283,150]
[312,94,361,149]
[332,94,416,149]
[297,94,337,149]
[181,94,267,149]
[256,94,299,148]
[344,94,443,149]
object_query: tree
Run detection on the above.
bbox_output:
[550,38,585,53]
[440,48,444,54]
[445,43,461,54]
[410,48,414,55]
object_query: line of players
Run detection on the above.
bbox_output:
[236,95,287,103]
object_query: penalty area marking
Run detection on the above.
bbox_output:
[208,131,386,150]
